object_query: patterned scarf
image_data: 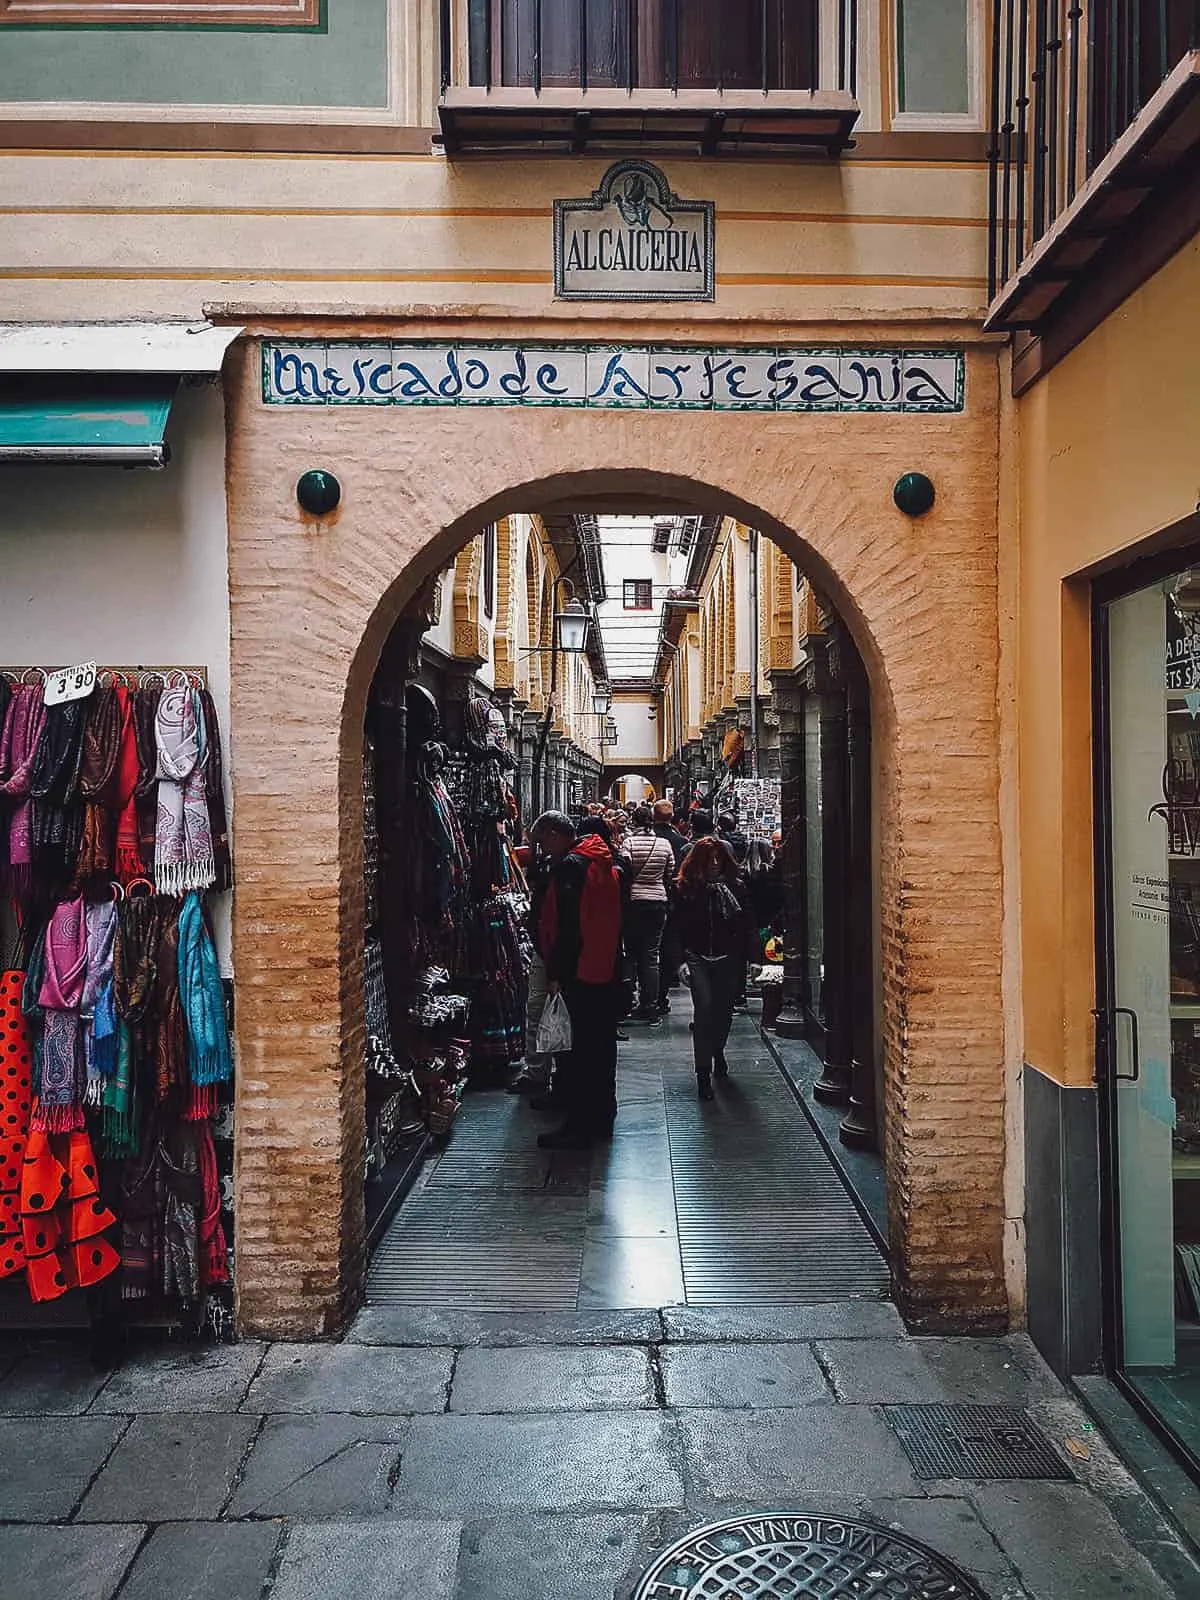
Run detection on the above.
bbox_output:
[31,697,89,859]
[80,900,118,1105]
[101,1021,138,1159]
[177,892,231,1087]
[35,895,88,1132]
[110,687,143,883]
[154,689,215,895]
[153,908,187,1106]
[114,893,168,1107]
[0,686,48,895]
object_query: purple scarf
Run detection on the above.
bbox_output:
[0,685,47,893]
[154,687,215,896]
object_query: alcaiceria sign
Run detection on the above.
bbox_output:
[553,160,715,302]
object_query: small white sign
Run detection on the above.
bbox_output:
[44,661,97,707]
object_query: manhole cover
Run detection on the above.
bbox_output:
[886,1404,1072,1481]
[631,1513,989,1598]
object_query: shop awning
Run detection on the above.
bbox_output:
[0,378,178,465]
[0,321,243,465]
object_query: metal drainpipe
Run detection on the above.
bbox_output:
[748,527,761,777]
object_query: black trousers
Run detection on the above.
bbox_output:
[687,953,738,1079]
[625,900,669,1014]
[559,979,621,1134]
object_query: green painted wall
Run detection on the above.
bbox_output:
[0,2,388,108]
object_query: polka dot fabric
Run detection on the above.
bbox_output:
[0,968,33,1282]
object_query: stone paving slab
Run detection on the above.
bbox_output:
[0,1523,145,1600]
[869,1496,1031,1600]
[455,1511,655,1600]
[349,1306,664,1347]
[91,1343,267,1414]
[269,1519,461,1600]
[661,1302,906,1342]
[77,1413,259,1523]
[118,1520,282,1600]
[968,1481,1186,1599]
[227,1414,409,1518]
[450,1344,654,1414]
[676,1405,924,1502]
[0,1415,127,1520]
[660,1341,833,1409]
[815,1336,1060,1407]
[0,1343,114,1415]
[395,1410,686,1513]
[242,1343,453,1415]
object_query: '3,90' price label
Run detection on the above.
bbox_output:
[43,661,97,707]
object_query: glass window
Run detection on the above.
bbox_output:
[624,579,653,611]
[1101,565,1200,1465]
[477,0,818,91]
[896,0,970,116]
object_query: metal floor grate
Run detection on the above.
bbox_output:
[367,1005,890,1311]
[886,1404,1073,1481]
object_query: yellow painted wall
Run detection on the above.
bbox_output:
[1018,238,1200,1087]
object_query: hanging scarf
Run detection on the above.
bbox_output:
[34,895,88,1133]
[153,688,215,895]
[114,892,167,1106]
[0,686,47,895]
[133,683,162,870]
[101,1021,138,1159]
[73,687,121,886]
[153,907,187,1105]
[177,892,231,1087]
[21,925,46,1099]
[80,900,118,1105]
[198,688,232,891]
[109,687,143,883]
[196,1118,228,1288]
[30,696,89,855]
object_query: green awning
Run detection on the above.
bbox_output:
[0,377,178,465]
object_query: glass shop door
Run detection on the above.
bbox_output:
[1099,564,1200,1467]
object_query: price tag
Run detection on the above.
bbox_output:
[43,661,97,707]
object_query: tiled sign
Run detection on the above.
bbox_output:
[262,342,964,414]
[554,161,715,302]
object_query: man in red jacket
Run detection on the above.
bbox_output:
[536,818,626,1149]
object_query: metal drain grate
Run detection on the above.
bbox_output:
[664,1053,890,1306]
[886,1404,1072,1481]
[631,1513,990,1599]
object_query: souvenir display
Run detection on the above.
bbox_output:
[0,667,234,1329]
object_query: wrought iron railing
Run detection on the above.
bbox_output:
[988,0,1200,300]
[440,0,858,98]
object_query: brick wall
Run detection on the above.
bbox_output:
[224,337,1006,1337]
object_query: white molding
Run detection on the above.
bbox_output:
[0,0,417,125]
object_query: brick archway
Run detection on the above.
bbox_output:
[224,341,1004,1339]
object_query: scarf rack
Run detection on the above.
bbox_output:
[1,666,208,688]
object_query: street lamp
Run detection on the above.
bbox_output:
[592,683,612,717]
[556,597,589,654]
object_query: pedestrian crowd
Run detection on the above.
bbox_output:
[509,793,784,1146]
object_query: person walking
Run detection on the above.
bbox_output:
[508,810,576,1099]
[536,817,625,1149]
[651,798,688,867]
[620,805,675,1024]
[673,836,752,1100]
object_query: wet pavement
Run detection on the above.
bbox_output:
[0,1007,1197,1597]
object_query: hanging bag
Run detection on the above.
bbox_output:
[535,990,573,1056]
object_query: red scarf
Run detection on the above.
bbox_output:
[110,686,144,883]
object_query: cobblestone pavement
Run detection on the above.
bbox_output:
[1,1009,1198,1597]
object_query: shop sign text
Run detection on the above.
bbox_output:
[262,342,964,413]
[554,160,714,302]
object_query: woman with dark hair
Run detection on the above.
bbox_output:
[673,836,751,1100]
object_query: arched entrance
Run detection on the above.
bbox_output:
[604,767,663,805]
[224,340,1004,1339]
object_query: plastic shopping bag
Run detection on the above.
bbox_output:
[535,991,573,1056]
